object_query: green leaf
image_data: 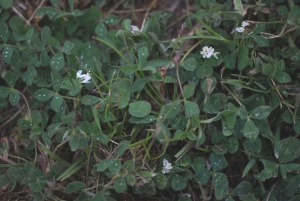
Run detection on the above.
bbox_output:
[243,119,259,141]
[194,168,212,184]
[129,100,151,117]
[156,122,171,145]
[81,95,100,105]
[261,63,274,75]
[28,169,47,192]
[287,5,300,26]
[9,90,20,106]
[254,159,279,181]
[0,175,10,189]
[184,100,200,117]
[2,46,13,63]
[242,158,257,177]
[159,100,182,119]
[40,50,50,67]
[224,54,236,69]
[183,81,195,99]
[231,181,252,196]
[34,88,54,102]
[95,22,107,38]
[35,7,58,19]
[114,177,127,193]
[280,164,300,179]
[50,52,64,71]
[253,23,265,35]
[119,64,138,75]
[104,14,121,26]
[51,70,62,92]
[153,174,167,189]
[129,115,156,123]
[0,22,9,43]
[111,80,131,109]
[17,118,33,129]
[196,63,213,78]
[4,71,18,87]
[274,72,291,83]
[132,78,148,92]
[237,46,249,70]
[116,140,130,158]
[181,57,197,71]
[51,95,64,112]
[0,0,13,9]
[209,153,228,171]
[277,137,300,163]
[225,137,239,154]
[253,35,268,47]
[201,76,217,95]
[222,110,237,129]
[96,159,109,172]
[62,41,75,54]
[122,160,135,172]
[138,46,148,66]
[171,174,187,191]
[0,86,10,98]
[45,34,61,50]
[243,138,261,153]
[249,106,272,119]
[212,172,229,200]
[108,158,121,174]
[65,181,85,194]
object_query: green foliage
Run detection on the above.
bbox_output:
[1,0,300,200]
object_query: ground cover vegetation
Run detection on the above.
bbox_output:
[1,0,300,200]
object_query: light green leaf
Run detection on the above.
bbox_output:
[51,95,64,112]
[104,14,121,26]
[129,101,151,117]
[2,46,13,63]
[62,41,75,54]
[119,64,138,75]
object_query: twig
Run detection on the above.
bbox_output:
[12,6,30,25]
[27,0,47,23]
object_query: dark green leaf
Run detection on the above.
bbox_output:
[181,57,197,71]
[277,137,300,163]
[34,88,54,102]
[2,46,13,63]
[114,177,127,193]
[9,90,20,106]
[184,100,199,117]
[243,119,259,141]
[0,22,9,43]
[50,52,64,71]
[253,35,268,47]
[212,172,229,200]
[171,174,187,191]
[254,159,279,181]
[183,81,195,99]
[274,72,291,83]
[65,181,85,194]
[249,106,272,119]
[81,95,100,105]
[209,153,228,171]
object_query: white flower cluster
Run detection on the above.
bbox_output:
[162,159,173,174]
[236,21,250,33]
[200,46,220,59]
[76,70,91,83]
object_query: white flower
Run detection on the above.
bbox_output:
[130,25,141,35]
[76,70,91,83]
[162,159,173,174]
[200,46,220,59]
[236,21,250,33]
[235,27,245,33]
